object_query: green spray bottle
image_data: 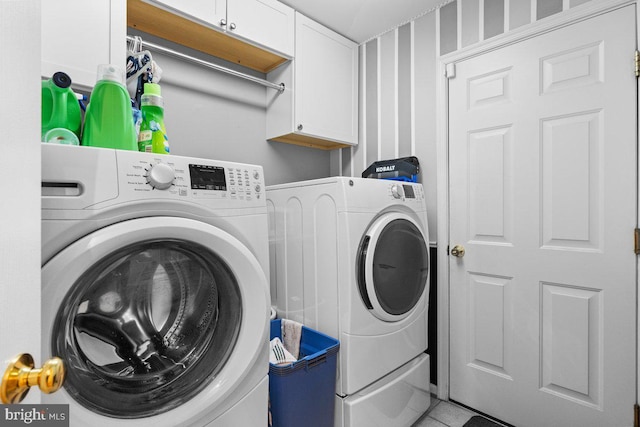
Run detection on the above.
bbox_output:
[82,64,137,150]
[41,72,82,141]
[138,83,169,154]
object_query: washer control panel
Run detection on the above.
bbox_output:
[117,150,265,205]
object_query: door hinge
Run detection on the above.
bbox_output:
[445,63,456,79]
[635,228,640,254]
[635,50,639,77]
[634,403,639,427]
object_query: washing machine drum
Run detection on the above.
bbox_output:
[42,217,269,419]
[357,212,430,322]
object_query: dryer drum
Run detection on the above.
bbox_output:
[50,239,242,418]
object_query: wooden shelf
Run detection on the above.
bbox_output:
[269,133,352,150]
[127,0,288,73]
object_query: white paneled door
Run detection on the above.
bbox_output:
[1,0,41,405]
[448,5,636,427]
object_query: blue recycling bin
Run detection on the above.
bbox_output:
[269,319,340,427]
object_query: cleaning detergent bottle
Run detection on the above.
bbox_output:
[138,83,170,154]
[41,71,82,141]
[82,64,137,150]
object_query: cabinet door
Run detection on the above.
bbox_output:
[227,0,294,57]
[144,0,226,28]
[294,13,358,145]
[41,0,126,90]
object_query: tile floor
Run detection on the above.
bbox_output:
[412,396,506,427]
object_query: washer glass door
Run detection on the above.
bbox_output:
[357,212,429,322]
[42,217,268,419]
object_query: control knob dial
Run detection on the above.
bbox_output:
[390,184,404,199]
[145,163,175,190]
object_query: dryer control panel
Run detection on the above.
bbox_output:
[387,182,424,202]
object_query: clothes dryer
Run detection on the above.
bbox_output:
[41,144,270,426]
[267,177,431,427]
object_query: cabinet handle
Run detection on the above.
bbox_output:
[297,124,303,131]
[220,19,227,27]
[229,22,236,30]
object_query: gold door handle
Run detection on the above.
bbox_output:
[451,244,465,258]
[1,353,65,404]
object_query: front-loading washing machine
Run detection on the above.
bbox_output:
[267,177,431,427]
[41,144,270,426]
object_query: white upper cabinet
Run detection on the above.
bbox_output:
[267,12,359,150]
[143,0,294,57]
[41,0,126,90]
[146,0,226,27]
[227,0,294,57]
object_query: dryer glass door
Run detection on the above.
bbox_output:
[42,217,269,419]
[357,212,429,322]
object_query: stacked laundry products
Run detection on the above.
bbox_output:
[41,39,170,153]
[41,65,139,151]
[268,319,339,427]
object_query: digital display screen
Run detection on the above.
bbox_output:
[403,185,415,198]
[189,164,226,191]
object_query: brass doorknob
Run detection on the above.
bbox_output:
[451,244,465,258]
[1,353,65,404]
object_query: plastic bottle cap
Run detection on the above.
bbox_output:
[144,83,162,96]
[52,72,72,89]
[43,128,79,145]
[96,64,125,85]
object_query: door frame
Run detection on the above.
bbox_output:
[435,0,639,402]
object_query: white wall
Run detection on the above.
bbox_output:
[338,0,598,245]
[130,31,331,186]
